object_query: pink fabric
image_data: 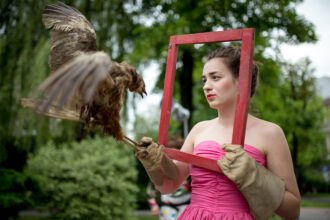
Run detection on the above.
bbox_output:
[178,140,266,220]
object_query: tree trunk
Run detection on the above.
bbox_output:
[179,49,194,131]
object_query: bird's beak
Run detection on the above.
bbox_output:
[140,89,147,98]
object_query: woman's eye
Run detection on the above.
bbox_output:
[212,75,221,80]
[201,79,206,85]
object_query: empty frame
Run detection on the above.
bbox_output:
[158,28,255,172]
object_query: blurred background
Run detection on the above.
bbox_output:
[0,0,329,219]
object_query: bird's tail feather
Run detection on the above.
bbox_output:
[21,97,80,121]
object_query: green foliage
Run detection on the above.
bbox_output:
[0,0,47,149]
[25,136,138,220]
[0,0,143,216]
[279,59,327,169]
[0,0,142,157]
[133,0,317,59]
[0,168,38,219]
[132,114,159,209]
[250,56,284,120]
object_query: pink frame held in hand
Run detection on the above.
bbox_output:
[158,28,255,172]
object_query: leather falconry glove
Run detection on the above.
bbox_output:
[135,137,179,186]
[217,144,285,220]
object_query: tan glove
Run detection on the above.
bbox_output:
[135,137,179,186]
[217,144,285,220]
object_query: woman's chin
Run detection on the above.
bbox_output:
[208,102,220,109]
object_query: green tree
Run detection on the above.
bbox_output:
[0,0,144,159]
[280,59,327,170]
[0,0,144,217]
[0,1,59,217]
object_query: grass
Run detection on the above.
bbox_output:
[301,200,330,208]
[301,199,330,208]
[301,194,330,208]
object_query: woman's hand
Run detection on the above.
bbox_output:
[217,144,285,220]
[135,137,179,186]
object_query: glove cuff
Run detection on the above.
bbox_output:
[241,166,285,219]
[136,142,179,186]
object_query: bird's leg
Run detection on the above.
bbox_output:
[123,135,140,150]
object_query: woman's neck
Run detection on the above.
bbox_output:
[216,104,237,127]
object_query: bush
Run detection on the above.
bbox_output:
[25,136,138,220]
[0,168,36,219]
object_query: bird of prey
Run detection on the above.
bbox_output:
[21,2,146,144]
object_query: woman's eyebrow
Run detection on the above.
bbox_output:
[207,71,220,76]
[202,71,220,78]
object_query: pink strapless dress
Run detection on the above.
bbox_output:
[178,140,266,220]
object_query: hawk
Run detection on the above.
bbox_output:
[22,2,146,145]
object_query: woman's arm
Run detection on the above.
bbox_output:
[266,124,301,219]
[155,123,200,194]
[154,160,190,194]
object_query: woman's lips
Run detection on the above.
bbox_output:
[207,94,216,100]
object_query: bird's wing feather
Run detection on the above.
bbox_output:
[21,98,81,121]
[37,51,112,112]
[42,2,97,72]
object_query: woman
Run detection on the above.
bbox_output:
[136,46,300,219]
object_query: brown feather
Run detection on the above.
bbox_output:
[42,2,97,72]
[21,2,146,142]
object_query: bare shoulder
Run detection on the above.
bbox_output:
[254,118,284,137]
[181,119,211,153]
[247,116,287,153]
[190,119,214,134]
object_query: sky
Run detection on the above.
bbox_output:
[280,0,330,77]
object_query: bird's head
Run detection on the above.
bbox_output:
[116,61,147,98]
[130,77,147,98]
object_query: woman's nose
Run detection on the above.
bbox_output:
[203,80,211,91]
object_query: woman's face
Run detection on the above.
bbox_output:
[202,58,238,109]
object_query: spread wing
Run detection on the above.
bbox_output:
[42,2,97,72]
[22,2,146,144]
[36,2,110,111]
[37,51,113,112]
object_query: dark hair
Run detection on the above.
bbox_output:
[206,46,259,97]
